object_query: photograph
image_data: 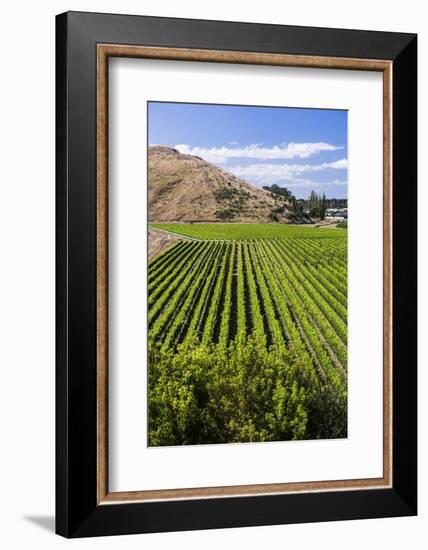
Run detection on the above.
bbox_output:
[50,7,417,540]
[147,101,348,446]
[0,1,420,544]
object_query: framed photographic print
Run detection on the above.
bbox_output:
[56,11,417,538]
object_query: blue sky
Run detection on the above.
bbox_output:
[148,102,348,199]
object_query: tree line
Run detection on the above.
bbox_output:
[263,184,347,221]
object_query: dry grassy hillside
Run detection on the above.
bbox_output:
[148,227,178,260]
[148,146,287,223]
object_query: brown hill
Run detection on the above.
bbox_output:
[148,146,287,223]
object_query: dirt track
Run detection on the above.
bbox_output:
[148,228,179,260]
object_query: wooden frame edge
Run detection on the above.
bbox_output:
[97,45,109,503]
[98,44,391,71]
[383,62,393,489]
[96,44,393,504]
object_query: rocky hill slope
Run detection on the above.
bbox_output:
[148,146,287,223]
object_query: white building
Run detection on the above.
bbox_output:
[326,208,348,220]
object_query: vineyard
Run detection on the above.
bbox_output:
[150,222,344,240]
[148,225,347,446]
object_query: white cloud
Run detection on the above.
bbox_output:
[174,142,343,164]
[326,158,348,170]
[280,178,322,189]
[229,159,348,182]
[328,179,348,186]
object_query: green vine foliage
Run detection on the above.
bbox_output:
[148,336,308,446]
[147,231,348,446]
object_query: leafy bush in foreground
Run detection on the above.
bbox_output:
[148,336,308,446]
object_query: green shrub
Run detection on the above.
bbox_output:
[215,208,235,220]
[214,187,236,201]
[148,336,308,446]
